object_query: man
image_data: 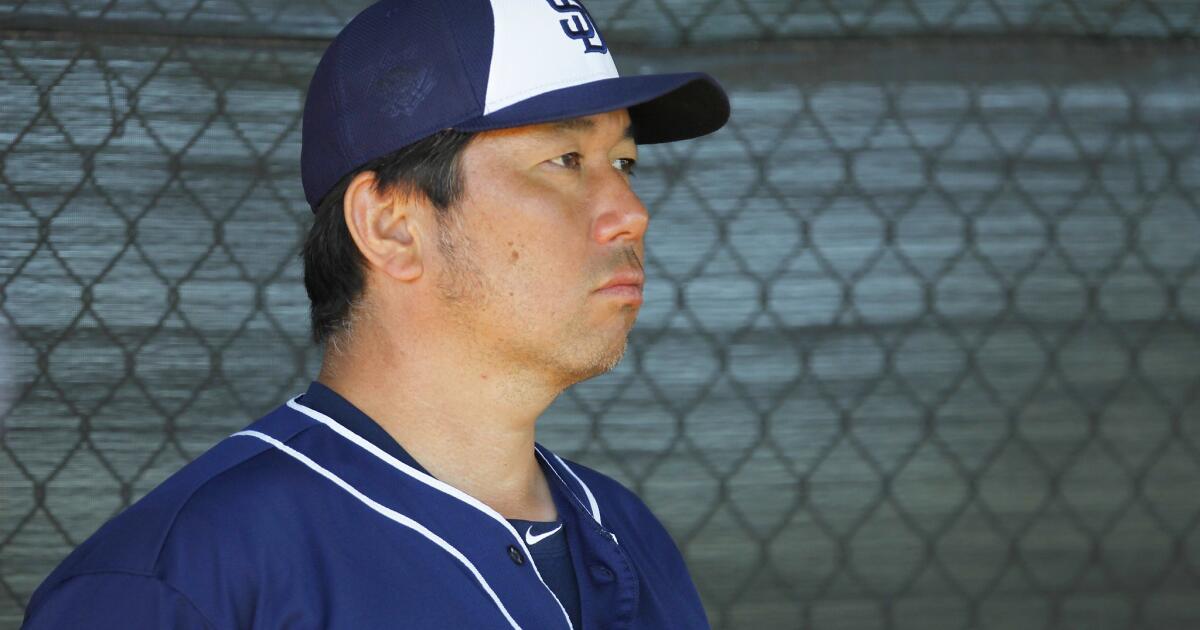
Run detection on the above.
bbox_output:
[22,0,729,628]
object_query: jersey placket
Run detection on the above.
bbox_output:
[537,450,641,629]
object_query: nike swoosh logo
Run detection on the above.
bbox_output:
[525,523,563,546]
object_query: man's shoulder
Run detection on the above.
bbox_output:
[30,404,318,599]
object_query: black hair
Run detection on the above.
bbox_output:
[302,129,475,345]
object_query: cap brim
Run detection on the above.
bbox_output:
[454,72,730,144]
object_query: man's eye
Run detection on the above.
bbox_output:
[550,153,582,169]
[613,158,637,177]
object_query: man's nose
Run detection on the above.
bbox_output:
[590,172,649,245]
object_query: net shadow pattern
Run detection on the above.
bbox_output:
[2,3,1200,630]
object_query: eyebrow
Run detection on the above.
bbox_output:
[551,117,635,140]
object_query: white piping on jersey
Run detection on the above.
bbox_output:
[533,445,602,527]
[553,450,602,526]
[231,430,523,630]
[284,398,574,630]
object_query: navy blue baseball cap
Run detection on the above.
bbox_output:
[301,0,730,212]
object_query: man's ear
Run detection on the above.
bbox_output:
[343,171,424,283]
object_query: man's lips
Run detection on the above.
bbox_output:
[596,270,645,292]
[596,271,645,305]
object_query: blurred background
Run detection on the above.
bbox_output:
[2,1,1199,628]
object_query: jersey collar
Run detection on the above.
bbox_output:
[297,380,431,475]
[292,381,603,530]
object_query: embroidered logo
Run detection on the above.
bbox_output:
[545,0,608,54]
[371,64,436,118]
[525,523,563,546]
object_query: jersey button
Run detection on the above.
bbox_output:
[590,565,614,582]
[507,544,525,565]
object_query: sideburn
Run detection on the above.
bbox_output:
[433,208,487,307]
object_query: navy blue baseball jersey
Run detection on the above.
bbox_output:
[21,383,710,629]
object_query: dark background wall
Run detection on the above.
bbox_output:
[2,1,1199,628]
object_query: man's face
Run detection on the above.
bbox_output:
[430,108,647,387]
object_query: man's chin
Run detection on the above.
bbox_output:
[557,336,629,387]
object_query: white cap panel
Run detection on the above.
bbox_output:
[484,0,620,115]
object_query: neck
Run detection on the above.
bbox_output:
[317,321,562,522]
